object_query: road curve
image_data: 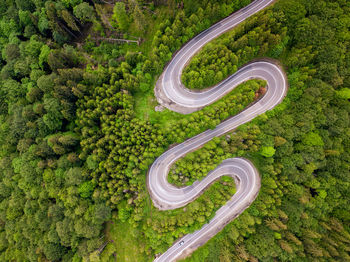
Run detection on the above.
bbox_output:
[148,0,288,261]
[155,0,278,114]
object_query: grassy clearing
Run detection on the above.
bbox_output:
[179,150,267,262]
[119,4,183,122]
[136,79,264,130]
[110,176,236,260]
[107,220,152,262]
[107,3,267,261]
[145,176,236,254]
[120,4,176,56]
[106,173,154,262]
[134,88,184,126]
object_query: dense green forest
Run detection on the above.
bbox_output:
[0,0,349,261]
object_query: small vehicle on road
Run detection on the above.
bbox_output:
[179,240,184,246]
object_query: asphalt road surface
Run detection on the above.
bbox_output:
[148,0,288,261]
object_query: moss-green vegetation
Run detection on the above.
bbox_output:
[182,11,287,90]
[142,176,236,255]
[104,176,236,261]
[0,0,349,261]
[169,124,262,186]
[107,220,148,262]
[181,0,350,260]
[153,79,263,129]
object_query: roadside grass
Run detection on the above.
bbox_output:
[107,220,151,262]
[136,79,264,130]
[180,227,227,262]
[115,4,184,123]
[108,176,236,261]
[157,80,263,186]
[119,5,176,56]
[105,2,278,261]
[146,177,236,253]
[134,87,184,126]
[181,151,269,262]
[107,150,264,262]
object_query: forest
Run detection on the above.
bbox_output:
[0,0,349,261]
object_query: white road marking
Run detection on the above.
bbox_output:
[148,0,288,261]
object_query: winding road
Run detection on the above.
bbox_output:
[148,0,288,261]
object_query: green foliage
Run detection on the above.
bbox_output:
[260,146,276,158]
[62,0,82,8]
[73,2,95,23]
[182,11,287,89]
[3,44,20,61]
[117,201,132,222]
[78,181,95,198]
[170,124,262,186]
[133,4,146,33]
[302,132,324,147]
[184,1,350,261]
[143,177,236,253]
[150,0,255,69]
[0,0,350,261]
[0,2,111,259]
[86,154,98,170]
[336,88,350,99]
[112,2,129,31]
